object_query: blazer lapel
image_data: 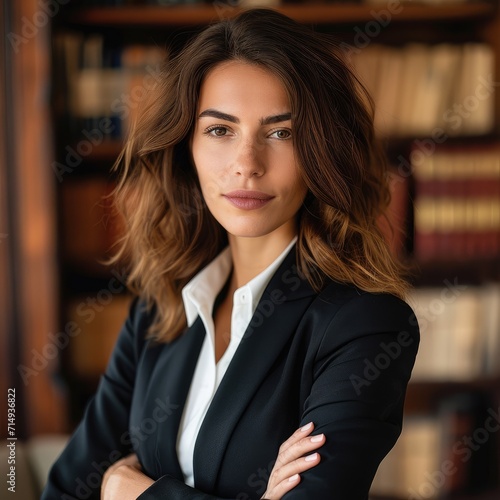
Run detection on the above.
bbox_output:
[193,246,316,491]
[140,317,206,479]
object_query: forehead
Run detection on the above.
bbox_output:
[198,61,290,112]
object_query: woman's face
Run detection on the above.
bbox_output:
[191,61,307,241]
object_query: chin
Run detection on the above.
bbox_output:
[219,220,278,239]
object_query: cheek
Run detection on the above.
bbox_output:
[195,160,234,201]
[192,144,215,198]
[296,177,308,200]
[285,169,307,203]
[197,171,219,203]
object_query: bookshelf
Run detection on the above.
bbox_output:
[63,2,496,26]
[43,1,500,498]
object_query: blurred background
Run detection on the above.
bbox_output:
[1,0,500,498]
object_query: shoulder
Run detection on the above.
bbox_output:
[127,296,157,335]
[308,281,419,351]
[110,296,157,363]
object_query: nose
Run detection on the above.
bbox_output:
[233,139,265,178]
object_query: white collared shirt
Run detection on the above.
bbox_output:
[177,237,297,487]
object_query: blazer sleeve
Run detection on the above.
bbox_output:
[138,476,228,499]
[41,298,149,500]
[283,292,419,499]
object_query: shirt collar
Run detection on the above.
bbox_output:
[241,236,297,312]
[181,237,297,327]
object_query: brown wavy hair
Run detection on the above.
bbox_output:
[110,8,409,342]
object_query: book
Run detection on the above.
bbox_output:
[56,33,168,146]
[408,284,499,382]
[412,144,500,262]
[371,392,499,499]
[350,42,495,138]
[370,416,441,499]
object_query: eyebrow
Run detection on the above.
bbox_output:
[198,109,292,125]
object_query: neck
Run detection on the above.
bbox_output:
[228,228,296,289]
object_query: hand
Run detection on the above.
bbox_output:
[101,453,154,500]
[261,422,325,500]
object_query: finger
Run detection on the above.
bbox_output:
[265,472,301,499]
[277,422,315,457]
[266,453,321,499]
[270,435,324,494]
[273,451,321,485]
[277,432,325,469]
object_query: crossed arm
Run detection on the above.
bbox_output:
[101,423,325,500]
[43,294,419,500]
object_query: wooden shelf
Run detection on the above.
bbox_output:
[411,257,500,286]
[65,2,496,27]
[85,140,122,163]
[63,140,122,166]
[406,377,500,414]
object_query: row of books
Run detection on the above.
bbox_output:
[59,154,497,277]
[54,37,496,145]
[371,392,499,499]
[350,42,495,138]
[53,33,167,143]
[412,145,500,261]
[408,282,500,381]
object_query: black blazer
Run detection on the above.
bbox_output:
[42,246,419,500]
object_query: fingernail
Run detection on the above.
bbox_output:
[301,422,313,432]
[288,474,299,482]
[305,453,318,462]
[310,434,324,443]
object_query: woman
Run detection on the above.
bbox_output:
[43,9,419,500]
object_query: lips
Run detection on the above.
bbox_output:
[223,190,274,210]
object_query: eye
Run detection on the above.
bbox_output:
[205,126,229,137]
[269,129,292,140]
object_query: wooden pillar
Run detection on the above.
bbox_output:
[2,0,67,437]
[0,0,15,439]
